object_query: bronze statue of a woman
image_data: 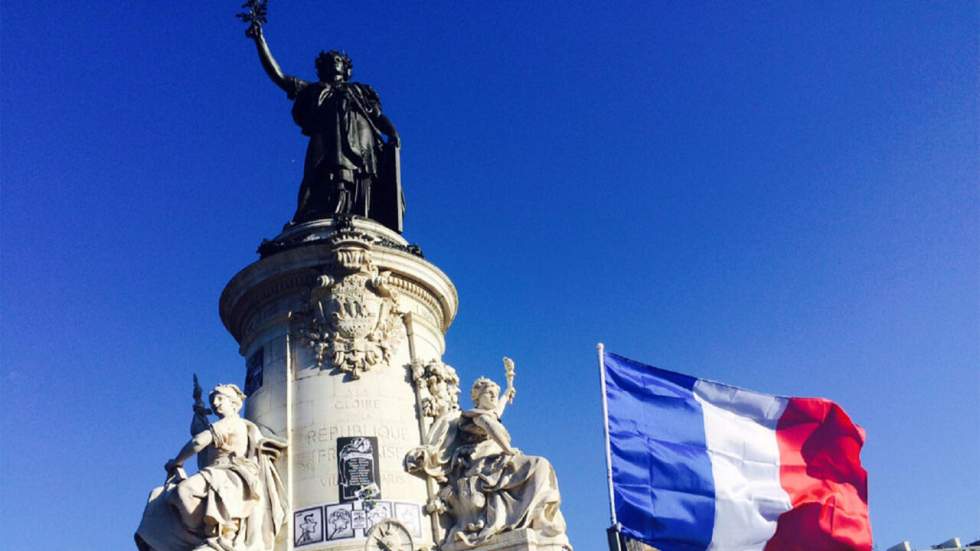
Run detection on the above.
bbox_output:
[243,8,404,232]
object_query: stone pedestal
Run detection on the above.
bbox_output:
[440,529,572,551]
[220,218,457,551]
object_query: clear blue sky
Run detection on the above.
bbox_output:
[2,1,977,549]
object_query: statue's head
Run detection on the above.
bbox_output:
[209,384,246,416]
[316,50,353,82]
[471,377,500,409]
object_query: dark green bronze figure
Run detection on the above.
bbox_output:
[242,3,404,232]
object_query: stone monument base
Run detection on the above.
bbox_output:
[440,529,572,551]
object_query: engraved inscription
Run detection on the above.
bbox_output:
[332,398,383,410]
[306,424,412,444]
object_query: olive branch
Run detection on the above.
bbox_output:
[236,0,269,29]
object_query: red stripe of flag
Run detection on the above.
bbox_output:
[766,397,872,551]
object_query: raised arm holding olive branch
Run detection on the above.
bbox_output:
[240,2,290,94]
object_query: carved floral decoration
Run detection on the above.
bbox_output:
[412,359,461,419]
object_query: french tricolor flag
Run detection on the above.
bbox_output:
[601,351,872,551]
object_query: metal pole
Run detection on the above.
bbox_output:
[597,343,618,527]
[403,313,428,442]
[285,318,295,550]
[402,311,445,546]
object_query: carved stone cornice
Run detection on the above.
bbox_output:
[257,215,424,259]
[220,217,457,346]
[224,269,320,343]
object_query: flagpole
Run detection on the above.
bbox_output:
[597,342,618,528]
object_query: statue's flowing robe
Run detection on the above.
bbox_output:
[284,77,384,222]
[408,408,567,548]
[135,421,287,551]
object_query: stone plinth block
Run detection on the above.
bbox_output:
[220,217,457,550]
[441,529,572,551]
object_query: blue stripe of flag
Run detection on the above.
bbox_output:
[604,352,715,551]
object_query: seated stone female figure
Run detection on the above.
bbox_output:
[442,378,568,547]
[135,384,286,551]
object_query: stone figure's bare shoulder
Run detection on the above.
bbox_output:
[211,416,249,440]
